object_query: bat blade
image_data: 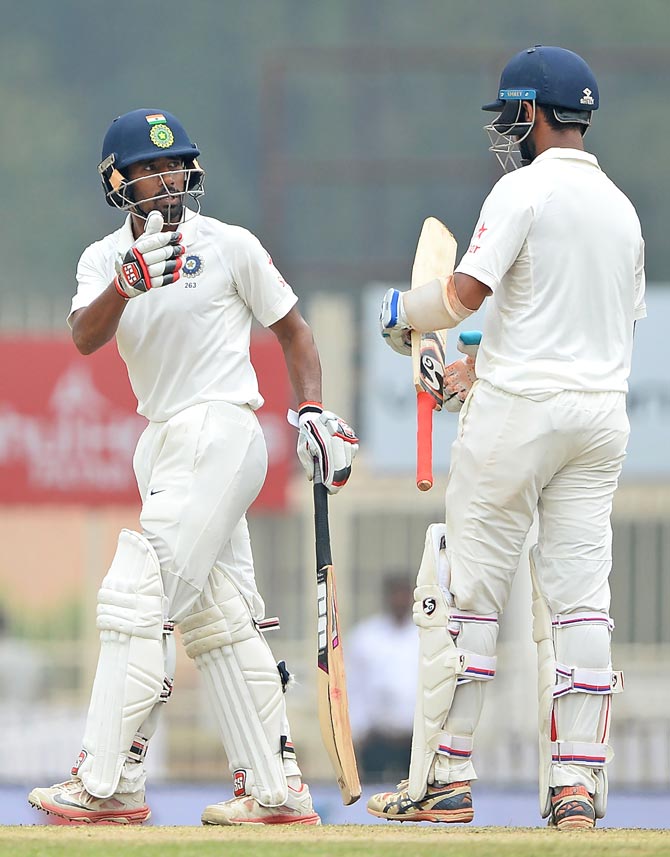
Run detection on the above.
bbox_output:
[410,217,457,491]
[313,471,361,806]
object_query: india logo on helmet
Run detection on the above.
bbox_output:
[149,123,175,148]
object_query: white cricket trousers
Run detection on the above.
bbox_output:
[133,400,268,623]
[441,379,629,788]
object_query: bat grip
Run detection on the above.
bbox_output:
[313,460,332,567]
[416,390,436,491]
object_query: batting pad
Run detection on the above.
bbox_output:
[78,530,167,798]
[180,569,289,806]
[408,525,467,801]
[531,553,622,818]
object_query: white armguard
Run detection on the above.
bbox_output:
[403,276,473,333]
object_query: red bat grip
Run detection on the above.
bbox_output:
[416,390,436,491]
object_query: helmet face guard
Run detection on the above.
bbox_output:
[98,154,205,222]
[484,90,537,173]
[482,46,599,173]
[98,109,205,223]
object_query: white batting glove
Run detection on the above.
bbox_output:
[294,402,359,494]
[114,211,185,299]
[444,331,482,412]
[380,288,412,356]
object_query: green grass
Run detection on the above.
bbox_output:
[1,826,669,857]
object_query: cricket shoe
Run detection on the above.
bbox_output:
[28,778,151,824]
[367,779,474,823]
[201,783,321,825]
[549,785,596,830]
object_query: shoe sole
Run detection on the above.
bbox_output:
[553,818,596,830]
[368,807,474,824]
[202,813,321,826]
[28,797,151,825]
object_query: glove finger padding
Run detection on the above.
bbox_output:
[115,217,185,299]
[146,256,183,287]
[297,403,359,494]
[133,229,181,256]
[141,240,184,268]
[382,327,412,356]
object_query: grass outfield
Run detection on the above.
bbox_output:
[1,826,669,857]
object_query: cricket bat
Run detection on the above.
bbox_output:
[410,217,458,491]
[313,462,361,806]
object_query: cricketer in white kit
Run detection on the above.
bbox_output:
[371,46,645,830]
[28,108,358,826]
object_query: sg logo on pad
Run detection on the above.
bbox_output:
[423,597,436,616]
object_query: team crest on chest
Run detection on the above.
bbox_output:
[183,254,204,277]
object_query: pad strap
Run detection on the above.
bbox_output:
[458,652,497,683]
[433,732,474,760]
[551,740,612,768]
[128,734,149,763]
[449,612,498,683]
[552,612,615,631]
[554,666,624,698]
[256,616,280,633]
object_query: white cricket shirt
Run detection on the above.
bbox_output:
[456,148,646,396]
[70,214,298,421]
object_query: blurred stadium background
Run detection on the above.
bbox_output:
[1,0,668,825]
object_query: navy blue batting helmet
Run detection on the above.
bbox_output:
[98,108,204,209]
[483,45,599,121]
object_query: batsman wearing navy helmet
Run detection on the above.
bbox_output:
[374,46,645,829]
[28,108,358,826]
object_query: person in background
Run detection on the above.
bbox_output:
[347,575,418,782]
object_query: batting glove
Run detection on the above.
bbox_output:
[114,211,185,299]
[444,330,482,412]
[296,402,359,494]
[380,288,413,355]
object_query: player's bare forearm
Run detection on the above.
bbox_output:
[70,281,128,355]
[270,306,322,404]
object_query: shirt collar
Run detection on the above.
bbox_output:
[532,148,600,169]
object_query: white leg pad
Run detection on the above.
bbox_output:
[433,609,499,786]
[408,525,498,801]
[531,557,622,818]
[76,530,167,798]
[180,570,290,806]
[116,623,177,794]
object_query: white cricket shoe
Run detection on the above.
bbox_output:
[201,783,321,826]
[28,778,151,824]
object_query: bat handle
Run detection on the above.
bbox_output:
[313,460,332,567]
[416,390,436,491]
